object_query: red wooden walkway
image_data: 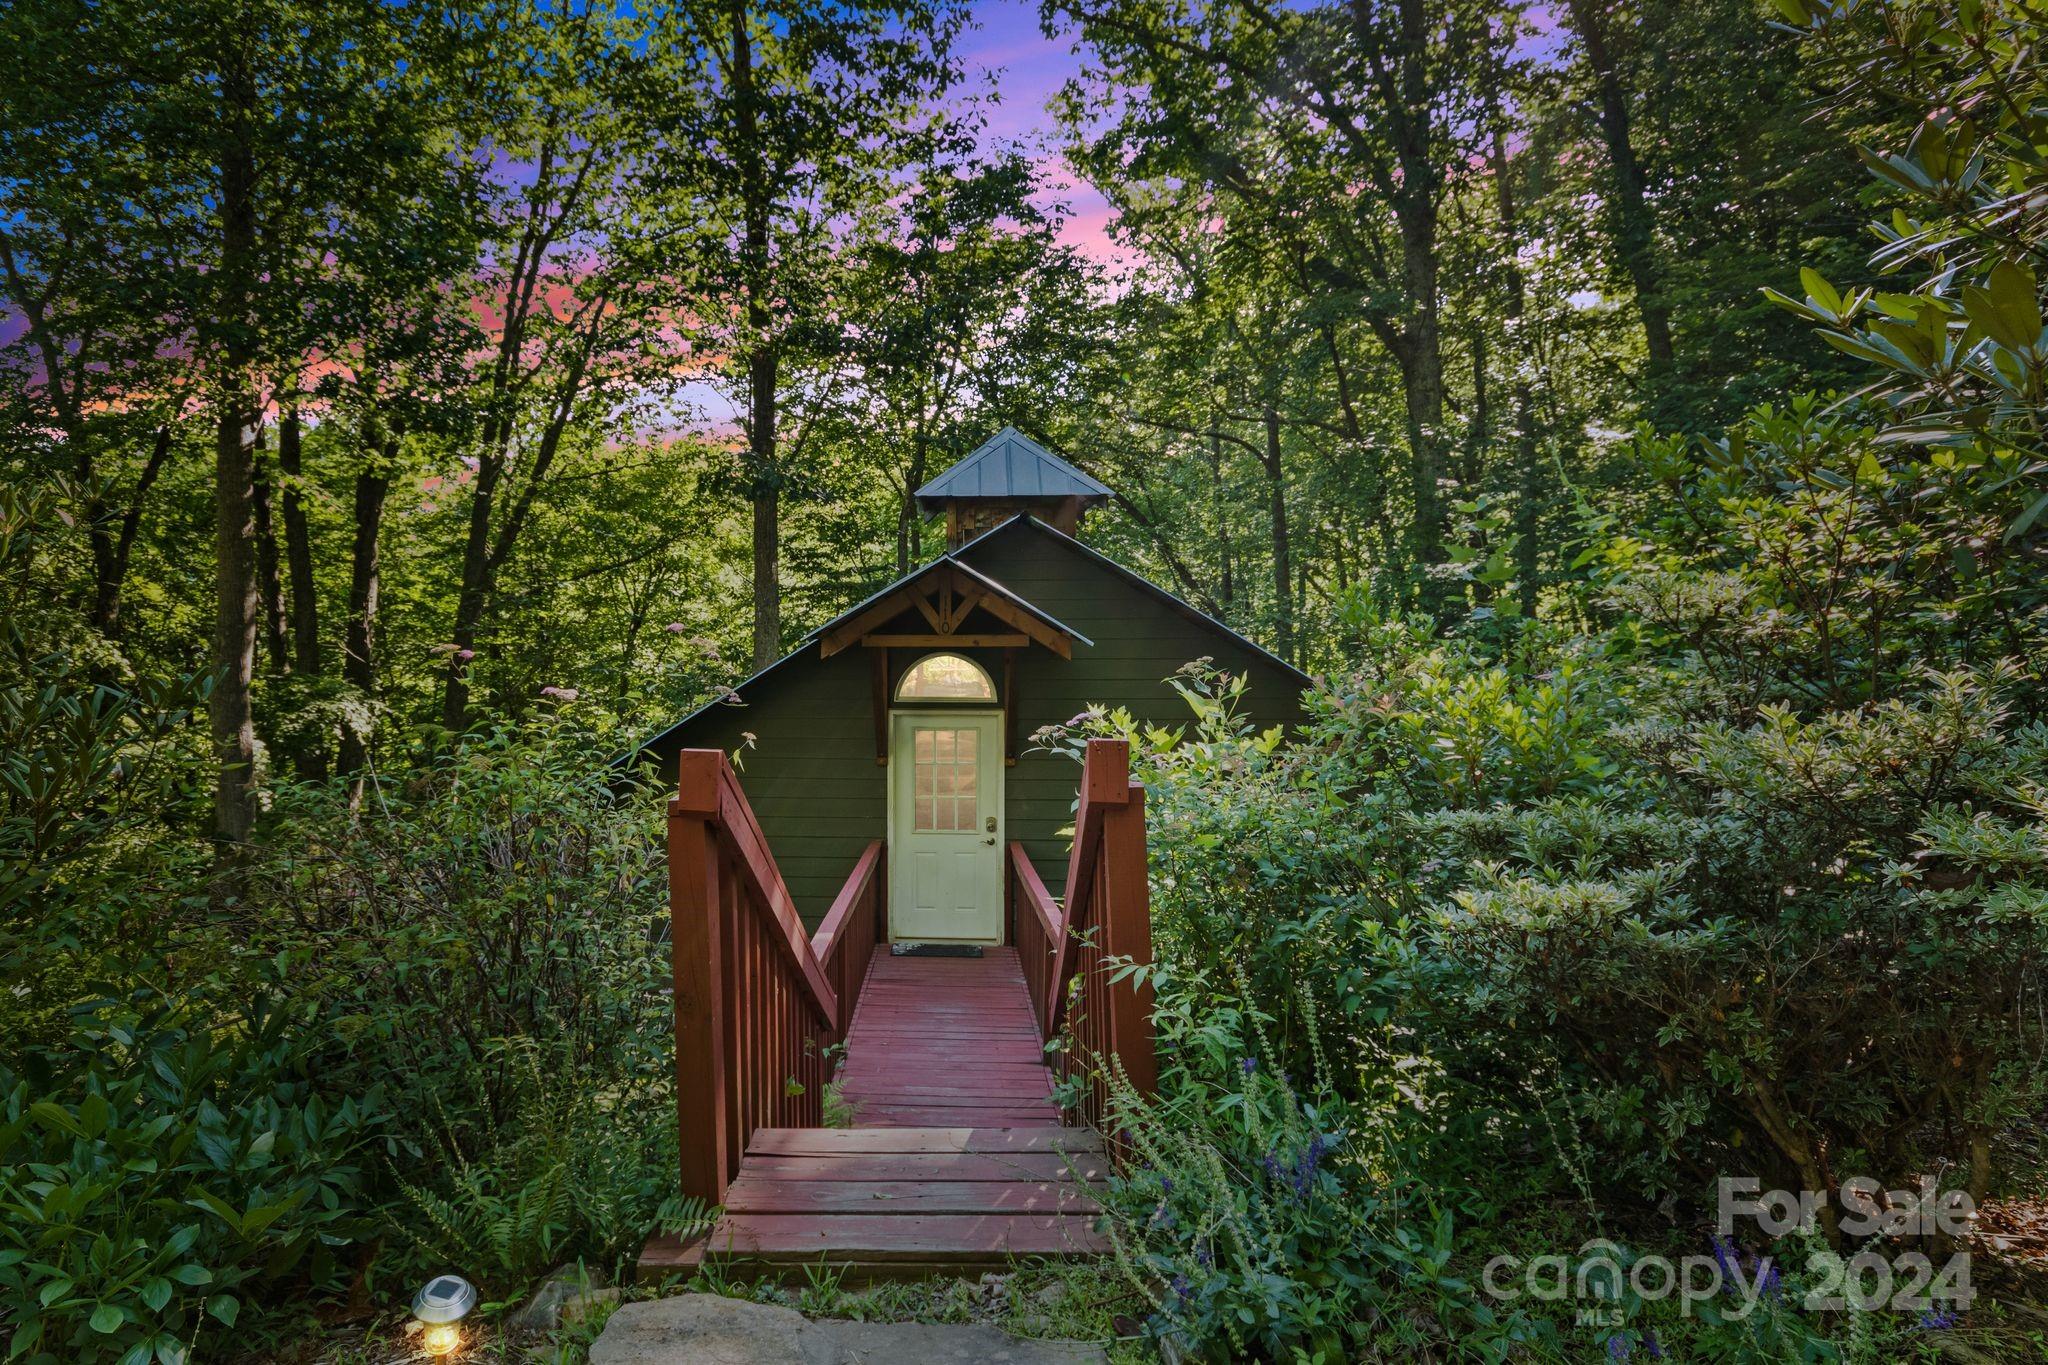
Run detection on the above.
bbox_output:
[643,740,1151,1281]
[835,949,1060,1126]
[657,949,1107,1275]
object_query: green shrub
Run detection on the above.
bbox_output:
[0,481,383,1362]
[1037,664,1417,1104]
[252,719,677,1292]
[0,479,212,1058]
[0,995,385,1364]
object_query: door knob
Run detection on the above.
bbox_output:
[983,836,997,845]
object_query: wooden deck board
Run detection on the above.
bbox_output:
[722,1179,1101,1214]
[736,1151,1106,1181]
[746,1126,1101,1155]
[835,948,1062,1127]
[651,950,1108,1281]
[700,1213,1110,1257]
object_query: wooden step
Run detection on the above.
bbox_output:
[639,1125,1110,1282]
[640,953,1110,1285]
[746,1127,1101,1155]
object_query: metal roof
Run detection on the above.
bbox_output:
[914,427,1114,507]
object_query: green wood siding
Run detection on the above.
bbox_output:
[652,647,887,926]
[956,528,1305,906]
[640,521,1304,930]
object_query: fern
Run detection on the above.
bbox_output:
[383,1039,681,1292]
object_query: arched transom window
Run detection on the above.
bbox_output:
[895,652,995,703]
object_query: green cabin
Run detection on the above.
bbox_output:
[635,428,1307,942]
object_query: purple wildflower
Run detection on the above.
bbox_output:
[1709,1235,1739,1282]
[1919,1309,1959,1331]
[1240,1057,1258,1077]
[1607,1336,1631,1361]
[540,685,579,701]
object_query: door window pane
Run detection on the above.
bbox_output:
[912,726,977,831]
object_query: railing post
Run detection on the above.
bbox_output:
[671,749,730,1205]
[1099,781,1156,1099]
[1046,738,1129,1030]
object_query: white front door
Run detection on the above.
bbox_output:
[888,711,1003,944]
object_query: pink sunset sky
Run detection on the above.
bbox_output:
[3,2,1573,428]
[953,0,1120,264]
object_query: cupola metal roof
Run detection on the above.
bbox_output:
[913,427,1113,509]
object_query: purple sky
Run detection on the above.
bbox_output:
[956,0,1124,265]
[951,0,1569,266]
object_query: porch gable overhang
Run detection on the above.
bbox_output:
[807,557,1089,660]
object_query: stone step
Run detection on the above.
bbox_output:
[588,1292,1107,1364]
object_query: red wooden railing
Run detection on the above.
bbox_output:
[1008,737,1157,1130]
[1011,846,1063,1038]
[811,838,884,1048]
[669,750,883,1204]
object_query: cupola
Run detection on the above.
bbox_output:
[914,427,1113,549]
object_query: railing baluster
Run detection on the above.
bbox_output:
[1004,739,1157,1135]
[670,751,853,1206]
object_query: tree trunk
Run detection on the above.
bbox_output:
[1514,388,1542,617]
[442,452,499,735]
[1466,332,1490,489]
[1487,106,1547,618]
[251,434,290,674]
[1387,0,1448,602]
[1395,315,1447,591]
[1562,0,1675,369]
[733,1,781,671]
[741,344,779,674]
[213,404,260,852]
[96,424,173,639]
[898,418,928,576]
[210,54,261,859]
[278,407,321,675]
[338,431,392,795]
[1210,421,1233,612]
[750,425,780,669]
[1261,403,1294,664]
[896,484,915,577]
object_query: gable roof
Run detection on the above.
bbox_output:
[623,514,1307,768]
[623,535,1092,765]
[914,427,1114,507]
[808,555,1090,658]
[957,516,1311,687]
